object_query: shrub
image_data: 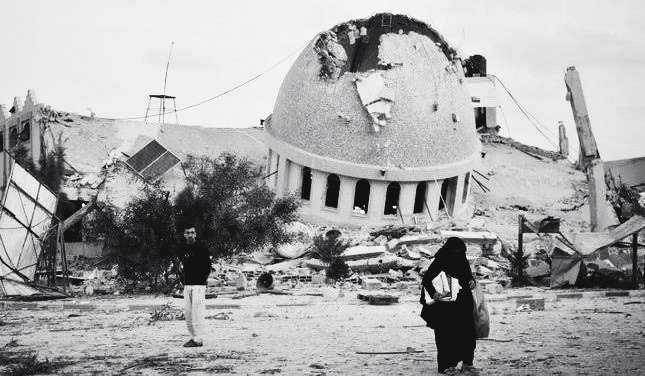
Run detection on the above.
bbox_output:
[175,153,300,258]
[89,183,179,290]
[313,233,350,281]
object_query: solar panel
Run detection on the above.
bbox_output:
[126,140,180,180]
[141,151,181,179]
[126,140,166,173]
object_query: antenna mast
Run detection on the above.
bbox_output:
[162,41,174,125]
[144,42,178,125]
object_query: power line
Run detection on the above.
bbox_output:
[491,75,559,148]
[110,43,305,121]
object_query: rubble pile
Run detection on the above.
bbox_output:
[194,224,514,302]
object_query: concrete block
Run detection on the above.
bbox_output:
[556,293,583,300]
[128,305,158,311]
[605,291,630,297]
[516,298,545,311]
[361,278,384,290]
[206,304,241,310]
[485,283,503,294]
[507,294,533,300]
[8,303,37,310]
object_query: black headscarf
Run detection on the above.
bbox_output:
[433,237,473,283]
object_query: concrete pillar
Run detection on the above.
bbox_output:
[287,161,302,194]
[30,117,41,167]
[399,182,417,219]
[558,121,569,157]
[309,169,326,213]
[425,181,441,221]
[462,173,471,205]
[269,153,280,189]
[368,180,387,221]
[276,157,289,196]
[266,148,273,185]
[339,175,357,218]
[453,174,466,217]
[485,107,497,131]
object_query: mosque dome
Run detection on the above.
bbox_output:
[265,13,479,181]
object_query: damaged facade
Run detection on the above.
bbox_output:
[463,55,499,134]
[264,13,480,226]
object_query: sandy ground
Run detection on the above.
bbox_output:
[1,286,644,376]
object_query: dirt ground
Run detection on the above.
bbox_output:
[1,286,644,376]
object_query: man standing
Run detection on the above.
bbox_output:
[179,224,211,347]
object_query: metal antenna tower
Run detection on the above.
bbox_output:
[145,42,179,124]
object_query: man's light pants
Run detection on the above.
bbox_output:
[183,285,206,343]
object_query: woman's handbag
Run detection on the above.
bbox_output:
[471,283,490,338]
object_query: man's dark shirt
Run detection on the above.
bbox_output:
[180,241,211,285]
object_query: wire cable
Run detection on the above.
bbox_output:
[110,42,306,121]
[491,75,559,148]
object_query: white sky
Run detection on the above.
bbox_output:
[1,1,643,161]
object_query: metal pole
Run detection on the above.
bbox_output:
[517,214,524,283]
[173,98,179,124]
[144,97,151,123]
[633,232,639,289]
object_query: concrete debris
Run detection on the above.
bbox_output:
[148,303,184,324]
[340,245,386,261]
[345,23,360,45]
[373,235,388,246]
[314,31,347,80]
[274,242,310,259]
[387,234,442,252]
[354,72,394,131]
[524,259,550,278]
[397,245,421,260]
[361,278,384,290]
[370,225,418,240]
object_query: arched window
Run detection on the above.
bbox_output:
[301,167,312,200]
[439,176,458,214]
[353,179,370,214]
[384,182,400,215]
[325,174,340,208]
[413,182,427,214]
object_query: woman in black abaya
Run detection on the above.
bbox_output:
[421,237,479,375]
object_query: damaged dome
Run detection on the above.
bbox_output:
[267,13,479,170]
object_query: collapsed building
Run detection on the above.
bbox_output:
[264,14,482,226]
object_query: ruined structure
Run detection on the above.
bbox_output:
[463,55,499,134]
[264,14,480,226]
[0,90,44,170]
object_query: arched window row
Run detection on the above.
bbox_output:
[296,167,470,218]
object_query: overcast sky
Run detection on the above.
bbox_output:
[1,1,643,161]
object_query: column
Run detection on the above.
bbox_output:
[339,176,357,218]
[30,117,41,167]
[287,161,302,194]
[425,181,441,221]
[398,182,417,219]
[367,180,387,221]
[276,157,289,197]
[452,174,466,218]
[309,169,326,213]
[266,149,273,186]
[269,153,280,189]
